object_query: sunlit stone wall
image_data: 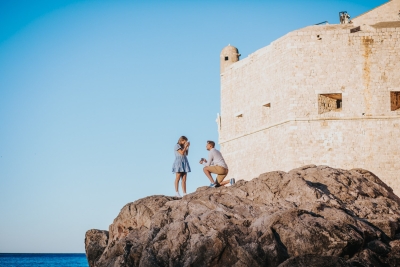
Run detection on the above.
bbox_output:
[352,0,400,26]
[219,20,400,194]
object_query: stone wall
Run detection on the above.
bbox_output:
[219,23,400,195]
[221,119,400,194]
[352,0,400,26]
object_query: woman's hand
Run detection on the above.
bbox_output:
[177,141,190,155]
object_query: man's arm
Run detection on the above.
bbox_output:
[201,151,213,166]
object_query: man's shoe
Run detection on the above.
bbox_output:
[175,191,182,198]
[230,178,236,185]
[209,183,217,188]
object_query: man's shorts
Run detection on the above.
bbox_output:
[208,166,229,183]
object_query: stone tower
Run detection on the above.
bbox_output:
[220,45,240,73]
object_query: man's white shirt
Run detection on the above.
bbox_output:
[202,148,228,169]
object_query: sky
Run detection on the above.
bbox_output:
[0,0,387,253]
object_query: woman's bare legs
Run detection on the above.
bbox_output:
[175,173,182,195]
[181,173,187,194]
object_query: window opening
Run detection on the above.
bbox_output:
[336,99,342,109]
[225,56,229,61]
[350,26,361,33]
[391,91,400,111]
[318,93,342,114]
[234,112,243,118]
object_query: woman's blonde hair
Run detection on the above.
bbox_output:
[177,136,189,155]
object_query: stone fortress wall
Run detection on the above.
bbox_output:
[219,0,400,194]
[352,0,400,26]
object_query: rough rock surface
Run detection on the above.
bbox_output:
[85,229,109,267]
[85,165,400,267]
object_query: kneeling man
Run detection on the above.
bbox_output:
[200,140,234,187]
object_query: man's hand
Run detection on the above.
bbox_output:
[199,158,207,164]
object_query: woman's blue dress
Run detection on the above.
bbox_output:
[172,144,191,173]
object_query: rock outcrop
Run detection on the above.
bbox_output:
[85,165,400,267]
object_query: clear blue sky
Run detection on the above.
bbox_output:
[0,0,386,253]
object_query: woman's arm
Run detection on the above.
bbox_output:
[177,143,189,155]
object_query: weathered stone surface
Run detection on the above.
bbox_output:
[85,166,400,267]
[277,255,351,267]
[367,240,391,255]
[85,229,109,267]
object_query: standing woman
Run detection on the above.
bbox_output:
[172,136,191,197]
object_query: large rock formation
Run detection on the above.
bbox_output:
[85,165,400,267]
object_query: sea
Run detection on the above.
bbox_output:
[0,253,89,267]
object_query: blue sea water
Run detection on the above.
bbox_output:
[0,253,89,267]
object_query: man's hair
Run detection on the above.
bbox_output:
[207,140,215,148]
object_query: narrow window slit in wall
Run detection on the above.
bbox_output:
[318,93,342,114]
[336,99,342,109]
[225,56,229,61]
[350,26,361,33]
[390,92,400,111]
[263,103,271,108]
[234,112,243,118]
[261,102,271,120]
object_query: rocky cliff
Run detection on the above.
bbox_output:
[85,165,400,267]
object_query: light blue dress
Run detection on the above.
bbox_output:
[172,144,191,173]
